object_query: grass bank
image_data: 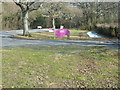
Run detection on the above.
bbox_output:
[11,30,117,40]
[11,30,90,40]
[2,46,119,88]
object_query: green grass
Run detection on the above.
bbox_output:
[69,29,88,35]
[11,29,117,40]
[2,46,119,88]
[11,30,92,40]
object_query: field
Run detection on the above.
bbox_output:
[2,46,119,88]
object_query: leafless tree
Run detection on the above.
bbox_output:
[13,0,43,36]
[41,2,67,29]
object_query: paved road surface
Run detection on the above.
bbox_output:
[0,29,119,50]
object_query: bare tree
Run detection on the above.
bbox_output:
[41,2,68,29]
[13,0,43,36]
[41,2,77,39]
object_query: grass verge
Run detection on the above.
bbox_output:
[2,46,119,88]
[11,30,117,40]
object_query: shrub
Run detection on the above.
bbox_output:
[93,24,119,38]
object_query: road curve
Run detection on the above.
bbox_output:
[0,29,119,49]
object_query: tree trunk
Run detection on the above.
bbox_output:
[22,11,29,36]
[52,18,56,39]
[52,18,55,29]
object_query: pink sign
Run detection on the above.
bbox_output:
[55,29,70,39]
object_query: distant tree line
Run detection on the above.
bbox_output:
[2,2,119,37]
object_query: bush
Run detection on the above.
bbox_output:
[93,24,119,38]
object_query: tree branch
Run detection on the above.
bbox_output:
[29,3,42,12]
[13,0,24,10]
[27,2,35,7]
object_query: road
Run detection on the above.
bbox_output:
[0,29,119,50]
